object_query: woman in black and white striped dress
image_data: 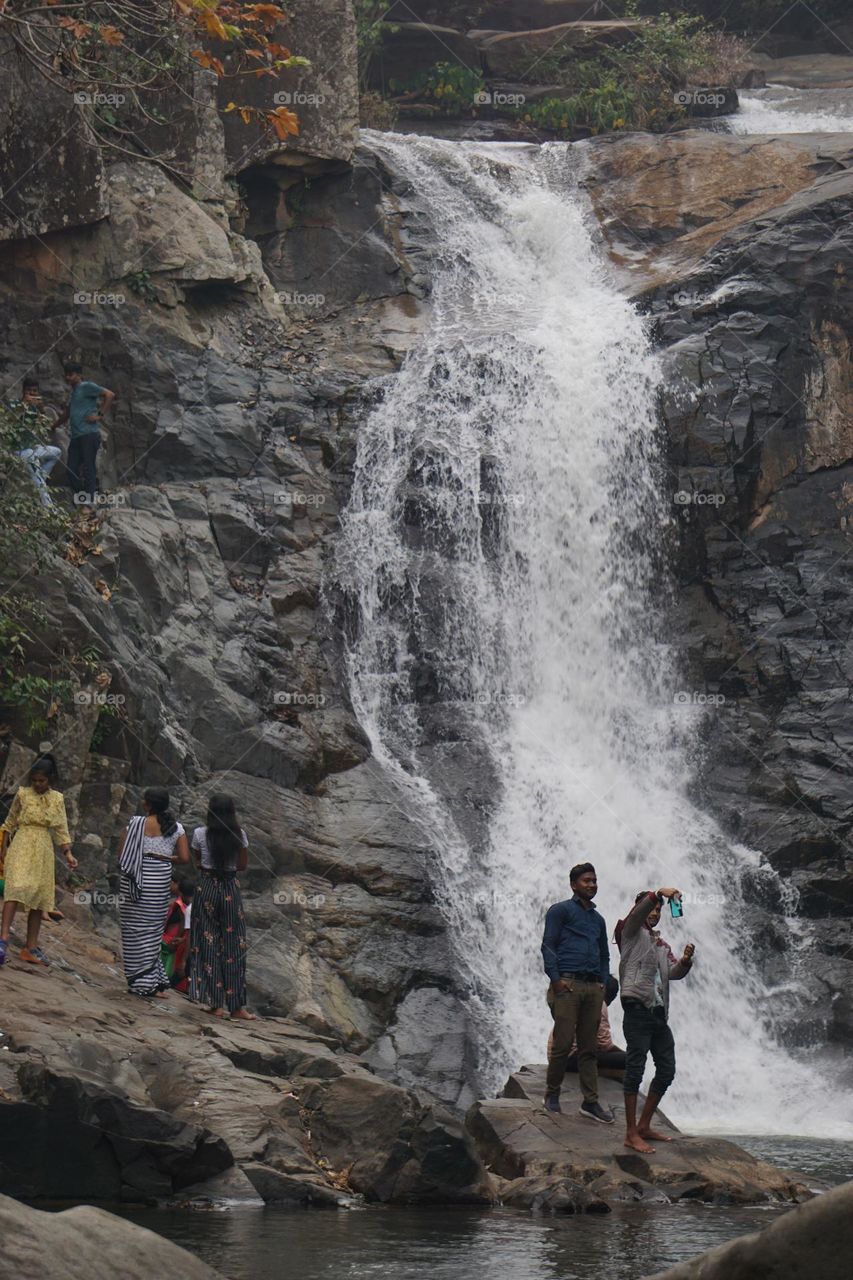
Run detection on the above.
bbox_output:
[117,788,190,998]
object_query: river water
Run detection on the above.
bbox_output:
[123,1138,852,1280]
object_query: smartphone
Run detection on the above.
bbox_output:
[670,894,684,918]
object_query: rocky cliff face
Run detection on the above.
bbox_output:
[0,2,469,1113]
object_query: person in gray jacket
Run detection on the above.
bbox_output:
[615,888,695,1153]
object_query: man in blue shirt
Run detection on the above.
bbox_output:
[541,862,614,1123]
[56,362,115,510]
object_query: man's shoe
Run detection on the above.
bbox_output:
[0,939,6,966]
[543,1094,562,1113]
[579,1100,614,1124]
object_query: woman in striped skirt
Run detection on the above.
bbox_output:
[188,793,256,1020]
[117,788,190,998]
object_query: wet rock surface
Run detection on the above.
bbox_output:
[0,928,492,1207]
[468,1066,811,1208]
[0,1192,227,1280]
[647,1177,853,1280]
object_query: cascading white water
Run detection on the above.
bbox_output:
[333,131,850,1138]
[731,87,853,134]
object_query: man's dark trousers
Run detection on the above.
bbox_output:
[67,430,101,505]
[546,976,604,1103]
[621,1001,676,1098]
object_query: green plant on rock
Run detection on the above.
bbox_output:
[389,62,485,117]
[126,268,156,300]
[0,609,73,736]
[354,0,399,93]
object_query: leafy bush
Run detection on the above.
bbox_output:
[0,404,75,734]
[389,61,485,116]
[522,12,747,134]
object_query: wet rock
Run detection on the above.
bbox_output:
[0,1193,225,1280]
[647,1177,853,1280]
[300,1071,494,1204]
[467,1066,810,1208]
[473,20,642,80]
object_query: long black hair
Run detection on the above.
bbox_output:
[29,753,59,787]
[144,786,177,838]
[206,793,243,870]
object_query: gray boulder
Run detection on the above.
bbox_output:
[0,1194,224,1280]
[646,1179,853,1279]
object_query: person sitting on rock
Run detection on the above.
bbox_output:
[0,754,77,967]
[541,862,614,1124]
[615,888,695,1154]
[6,378,62,508]
[547,975,626,1077]
[55,362,115,511]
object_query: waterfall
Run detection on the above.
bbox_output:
[331,131,849,1138]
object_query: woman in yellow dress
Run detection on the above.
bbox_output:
[0,754,77,966]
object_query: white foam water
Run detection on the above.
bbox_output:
[332,130,850,1138]
[732,87,853,134]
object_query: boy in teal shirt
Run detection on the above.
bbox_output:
[56,362,115,508]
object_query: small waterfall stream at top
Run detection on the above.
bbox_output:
[330,130,847,1138]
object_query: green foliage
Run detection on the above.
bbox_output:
[0,405,69,563]
[519,12,747,134]
[0,404,76,734]
[626,1,848,29]
[520,84,636,135]
[354,0,399,92]
[0,609,73,735]
[126,268,156,300]
[389,62,485,117]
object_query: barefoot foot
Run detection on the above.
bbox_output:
[624,1133,656,1154]
[231,1008,259,1021]
[639,1128,674,1142]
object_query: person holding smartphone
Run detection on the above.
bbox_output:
[615,888,695,1153]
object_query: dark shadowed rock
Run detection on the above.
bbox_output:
[300,1072,494,1203]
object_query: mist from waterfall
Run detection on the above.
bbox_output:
[332,130,849,1139]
